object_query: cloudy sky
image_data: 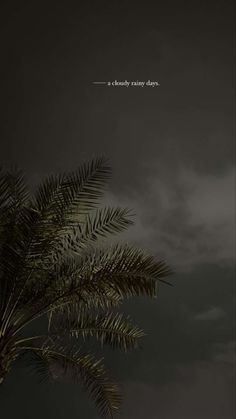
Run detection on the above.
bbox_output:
[0,0,235,418]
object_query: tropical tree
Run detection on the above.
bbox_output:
[0,158,171,417]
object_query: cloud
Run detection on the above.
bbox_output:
[106,166,235,271]
[194,306,226,321]
[122,342,235,419]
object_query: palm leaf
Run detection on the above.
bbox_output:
[0,160,172,419]
[51,311,145,351]
[52,206,134,260]
[26,157,112,262]
[33,157,111,220]
[24,344,122,418]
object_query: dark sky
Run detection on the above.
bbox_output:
[0,1,235,418]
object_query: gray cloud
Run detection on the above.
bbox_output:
[194,306,226,321]
[122,341,235,419]
[106,166,235,271]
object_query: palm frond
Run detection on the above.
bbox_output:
[33,157,111,219]
[0,168,29,217]
[0,160,173,418]
[13,244,171,330]
[52,311,145,351]
[25,157,112,263]
[27,348,52,383]
[68,243,172,300]
[24,344,122,418]
[0,169,31,319]
[52,207,134,260]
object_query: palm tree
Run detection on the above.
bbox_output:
[0,157,171,417]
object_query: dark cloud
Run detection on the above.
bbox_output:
[122,341,235,419]
[105,165,235,272]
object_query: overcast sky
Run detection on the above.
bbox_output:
[0,1,235,418]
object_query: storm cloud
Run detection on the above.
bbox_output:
[106,166,235,271]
